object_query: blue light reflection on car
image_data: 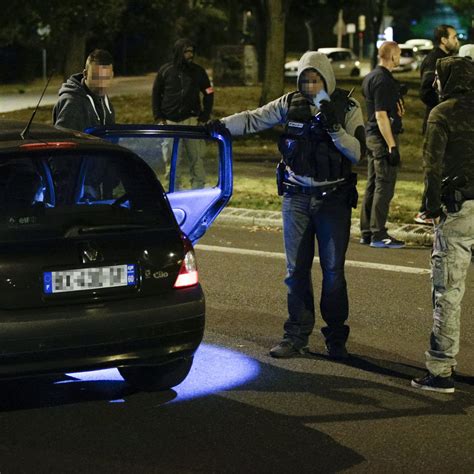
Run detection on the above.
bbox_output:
[57,343,260,402]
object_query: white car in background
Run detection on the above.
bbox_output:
[393,44,418,72]
[284,47,361,78]
[405,38,434,49]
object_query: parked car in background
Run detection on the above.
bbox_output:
[415,45,434,69]
[284,47,361,78]
[0,119,232,392]
[393,44,418,72]
[405,39,434,49]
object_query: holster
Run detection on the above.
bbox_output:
[276,160,286,196]
[441,175,468,213]
[347,173,358,209]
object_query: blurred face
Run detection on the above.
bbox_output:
[299,69,325,98]
[183,46,194,63]
[84,63,114,96]
[441,28,460,54]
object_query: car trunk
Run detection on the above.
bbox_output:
[0,148,188,310]
[0,227,185,310]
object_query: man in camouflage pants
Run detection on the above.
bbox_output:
[412,56,474,393]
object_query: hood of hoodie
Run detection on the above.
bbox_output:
[58,73,89,98]
[297,51,336,96]
[437,56,474,100]
[173,38,195,68]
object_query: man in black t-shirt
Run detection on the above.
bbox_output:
[360,41,405,249]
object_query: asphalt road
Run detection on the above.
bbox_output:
[0,224,472,473]
[0,74,156,113]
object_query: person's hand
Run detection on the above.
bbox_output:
[197,113,209,124]
[204,119,228,135]
[397,99,405,117]
[387,146,400,166]
[318,100,340,132]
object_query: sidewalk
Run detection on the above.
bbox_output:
[218,207,434,246]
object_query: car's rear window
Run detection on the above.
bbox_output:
[0,151,174,242]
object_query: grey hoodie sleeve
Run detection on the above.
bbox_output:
[221,94,290,135]
[53,96,88,132]
[328,98,364,164]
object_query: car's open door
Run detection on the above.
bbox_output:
[87,124,232,244]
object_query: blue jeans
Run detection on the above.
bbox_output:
[282,187,352,348]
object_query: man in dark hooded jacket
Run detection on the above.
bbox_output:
[217,51,365,360]
[152,39,214,189]
[411,57,474,394]
[53,49,115,131]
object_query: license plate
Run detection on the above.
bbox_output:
[43,264,136,294]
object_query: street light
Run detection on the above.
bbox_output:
[36,24,51,83]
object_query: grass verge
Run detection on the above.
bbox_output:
[1,74,426,224]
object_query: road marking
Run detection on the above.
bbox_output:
[196,244,430,275]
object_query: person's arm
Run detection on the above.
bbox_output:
[198,68,214,123]
[221,94,290,136]
[327,98,365,164]
[375,111,396,150]
[419,56,438,108]
[152,71,165,123]
[422,113,448,215]
[53,96,87,131]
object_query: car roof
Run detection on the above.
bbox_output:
[0,119,131,155]
[318,48,353,54]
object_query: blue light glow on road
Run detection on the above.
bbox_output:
[60,343,260,402]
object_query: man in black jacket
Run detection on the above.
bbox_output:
[415,25,459,225]
[152,38,214,189]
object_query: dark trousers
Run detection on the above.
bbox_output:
[360,134,399,240]
[282,187,352,348]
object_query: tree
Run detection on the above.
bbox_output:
[443,0,474,39]
[0,1,126,79]
[259,0,292,105]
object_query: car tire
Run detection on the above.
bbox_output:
[350,67,360,77]
[118,357,194,391]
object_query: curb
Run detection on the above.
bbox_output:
[218,207,434,246]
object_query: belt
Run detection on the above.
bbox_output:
[282,181,344,197]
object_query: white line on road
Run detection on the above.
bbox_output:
[196,244,431,275]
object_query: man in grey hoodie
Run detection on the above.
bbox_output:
[216,51,365,359]
[53,49,115,132]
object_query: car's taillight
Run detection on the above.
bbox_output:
[174,235,198,288]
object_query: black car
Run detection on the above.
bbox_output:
[0,120,232,391]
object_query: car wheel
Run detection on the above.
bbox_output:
[118,357,194,391]
[350,67,360,77]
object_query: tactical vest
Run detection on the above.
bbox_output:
[279,89,353,181]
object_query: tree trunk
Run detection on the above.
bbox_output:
[259,0,289,106]
[63,30,87,80]
[369,0,386,70]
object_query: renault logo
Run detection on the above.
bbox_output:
[80,242,103,264]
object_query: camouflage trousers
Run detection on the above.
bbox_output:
[426,200,474,377]
[161,117,206,190]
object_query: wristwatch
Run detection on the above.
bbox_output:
[328,123,341,133]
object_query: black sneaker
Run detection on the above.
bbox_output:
[359,235,371,245]
[326,341,349,360]
[370,234,405,249]
[411,372,455,393]
[269,340,307,358]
